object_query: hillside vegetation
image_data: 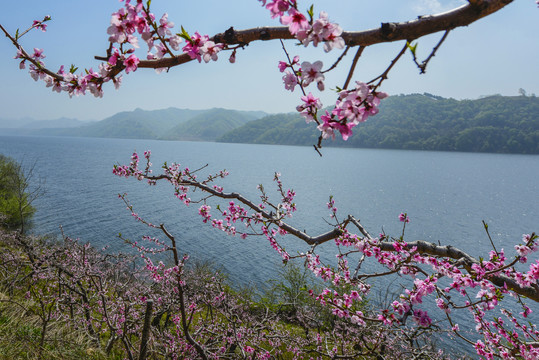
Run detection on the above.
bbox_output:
[218,94,539,154]
[2,95,537,154]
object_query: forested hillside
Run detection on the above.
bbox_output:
[1,108,267,141]
[161,108,259,141]
[218,94,539,154]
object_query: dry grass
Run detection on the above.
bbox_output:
[0,291,119,360]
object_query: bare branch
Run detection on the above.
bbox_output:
[342,46,364,90]
[410,30,451,74]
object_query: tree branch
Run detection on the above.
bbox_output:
[95,0,513,70]
[144,171,539,302]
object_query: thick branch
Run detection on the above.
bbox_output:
[347,216,539,302]
[96,0,512,70]
[379,240,539,302]
[342,0,513,46]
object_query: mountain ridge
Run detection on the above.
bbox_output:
[218,94,539,154]
[1,95,537,154]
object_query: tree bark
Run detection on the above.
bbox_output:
[112,0,513,70]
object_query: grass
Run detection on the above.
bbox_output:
[0,291,125,360]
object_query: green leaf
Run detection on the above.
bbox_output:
[178,26,192,42]
[406,41,418,56]
[307,4,314,21]
[69,64,78,74]
[15,29,19,40]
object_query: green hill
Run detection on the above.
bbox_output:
[47,108,208,139]
[14,108,267,140]
[218,94,539,154]
[162,108,259,141]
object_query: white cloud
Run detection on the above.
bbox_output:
[412,0,467,14]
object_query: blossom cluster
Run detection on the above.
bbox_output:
[264,1,389,142]
[260,0,344,52]
[110,150,539,358]
[317,82,388,140]
[13,0,225,97]
[11,0,386,145]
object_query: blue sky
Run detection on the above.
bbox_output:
[0,0,537,121]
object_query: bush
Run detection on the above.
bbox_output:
[0,155,37,231]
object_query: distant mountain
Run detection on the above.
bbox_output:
[3,95,537,154]
[218,94,539,154]
[44,108,210,139]
[162,108,259,141]
[21,117,89,129]
[218,113,318,145]
[0,117,93,135]
[0,117,35,129]
[0,107,269,141]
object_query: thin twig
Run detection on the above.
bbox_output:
[342,46,365,90]
[411,30,450,74]
[368,42,408,91]
[279,39,306,97]
[482,220,499,255]
[323,45,351,74]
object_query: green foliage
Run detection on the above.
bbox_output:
[260,262,363,331]
[162,108,258,141]
[218,94,539,154]
[28,107,268,141]
[0,155,35,229]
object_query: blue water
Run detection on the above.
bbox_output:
[1,135,538,356]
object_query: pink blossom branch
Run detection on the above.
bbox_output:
[146,173,343,245]
[140,166,539,304]
[94,0,512,71]
[347,216,539,302]
[0,23,64,82]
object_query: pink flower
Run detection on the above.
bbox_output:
[157,13,174,37]
[297,93,322,123]
[323,25,345,52]
[300,92,322,109]
[317,113,337,140]
[229,51,236,63]
[168,35,182,51]
[124,54,140,73]
[182,32,209,62]
[32,48,45,60]
[413,309,432,327]
[280,9,310,35]
[265,0,290,19]
[399,212,410,223]
[108,49,121,66]
[334,121,356,141]
[153,43,167,59]
[301,61,324,87]
[282,71,298,91]
[108,10,128,44]
[32,20,48,32]
[201,41,222,63]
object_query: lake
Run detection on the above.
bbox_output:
[0,135,538,355]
